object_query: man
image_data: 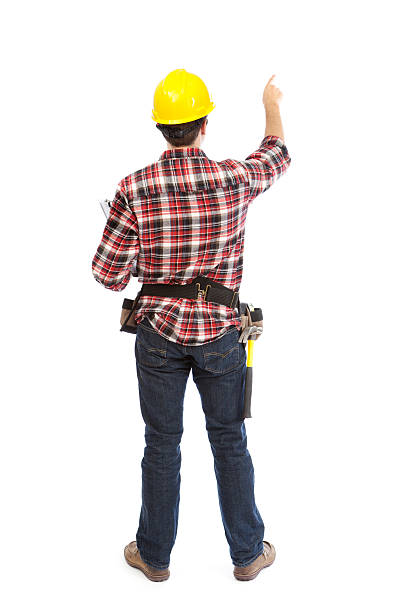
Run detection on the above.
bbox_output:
[92,69,291,581]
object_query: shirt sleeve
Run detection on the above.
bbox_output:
[240,135,291,199]
[92,183,139,291]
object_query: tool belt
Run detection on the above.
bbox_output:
[119,280,264,421]
[120,275,240,334]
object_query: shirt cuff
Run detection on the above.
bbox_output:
[260,134,286,148]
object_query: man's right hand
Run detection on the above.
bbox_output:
[262,75,285,141]
[263,75,283,109]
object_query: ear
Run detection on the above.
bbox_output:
[201,118,208,135]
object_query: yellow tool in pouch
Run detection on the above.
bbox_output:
[238,303,264,419]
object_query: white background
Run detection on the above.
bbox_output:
[1,0,407,609]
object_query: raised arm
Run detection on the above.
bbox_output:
[263,74,284,141]
[227,75,290,199]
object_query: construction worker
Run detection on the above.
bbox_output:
[92,69,291,581]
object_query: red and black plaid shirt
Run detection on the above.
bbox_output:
[92,135,291,345]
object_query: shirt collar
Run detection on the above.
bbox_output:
[159,147,208,161]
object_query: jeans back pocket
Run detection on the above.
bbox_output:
[202,327,245,374]
[136,320,168,368]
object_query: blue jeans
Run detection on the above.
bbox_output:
[134,317,265,569]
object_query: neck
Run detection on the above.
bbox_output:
[167,145,202,150]
[167,136,201,150]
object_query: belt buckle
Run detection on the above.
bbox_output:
[196,282,210,301]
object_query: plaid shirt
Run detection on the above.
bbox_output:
[92,135,291,345]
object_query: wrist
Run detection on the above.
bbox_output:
[264,103,280,114]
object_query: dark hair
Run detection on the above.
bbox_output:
[156,116,208,147]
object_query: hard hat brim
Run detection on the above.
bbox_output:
[152,102,215,125]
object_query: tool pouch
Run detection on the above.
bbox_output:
[120,293,141,334]
[239,302,263,343]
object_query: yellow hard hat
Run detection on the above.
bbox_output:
[152,68,215,125]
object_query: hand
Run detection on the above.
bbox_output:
[263,75,283,109]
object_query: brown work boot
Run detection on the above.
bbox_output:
[233,541,276,581]
[124,541,170,582]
